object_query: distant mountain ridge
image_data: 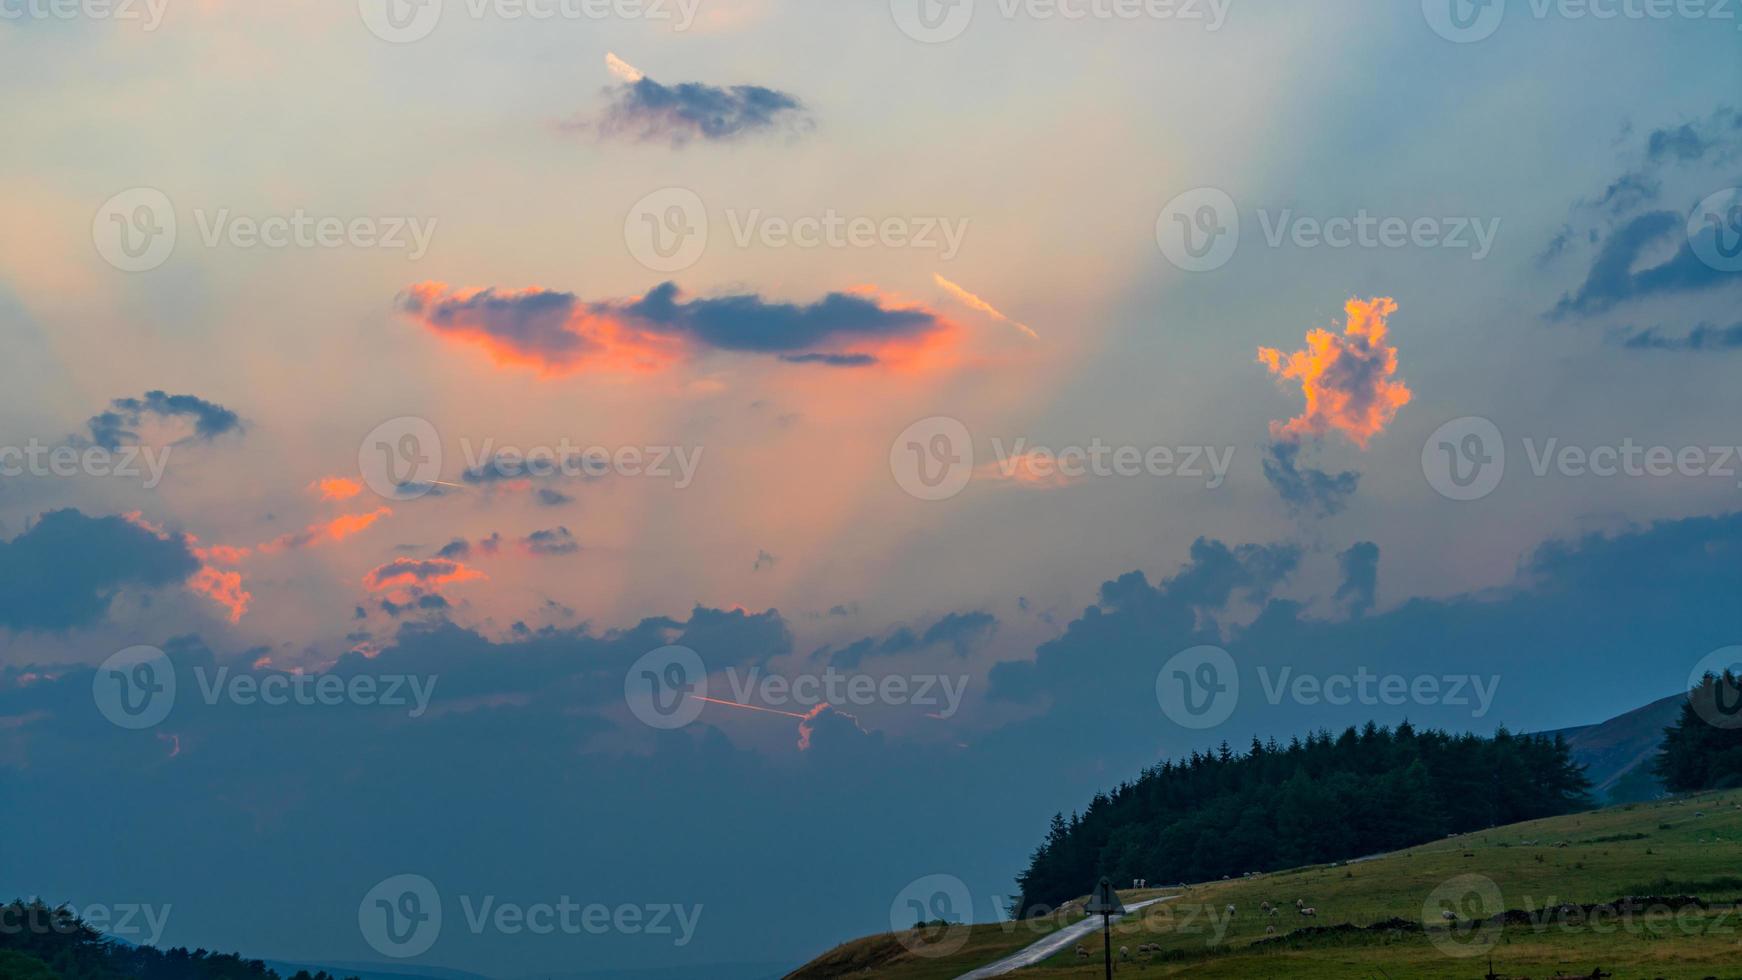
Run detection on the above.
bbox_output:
[1537,691,1685,802]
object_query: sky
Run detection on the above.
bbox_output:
[3,1,1742,976]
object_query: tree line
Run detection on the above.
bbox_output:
[1012,722,1591,914]
[1655,669,1742,793]
[0,900,355,980]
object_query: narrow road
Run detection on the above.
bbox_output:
[953,897,1172,979]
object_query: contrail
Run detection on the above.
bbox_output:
[689,695,808,719]
[934,274,1038,339]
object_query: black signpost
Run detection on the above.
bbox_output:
[1083,876,1126,978]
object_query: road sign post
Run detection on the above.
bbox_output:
[1083,876,1126,977]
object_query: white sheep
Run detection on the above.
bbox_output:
[1300,907,1317,917]
[1119,945,1131,962]
[1440,910,1457,921]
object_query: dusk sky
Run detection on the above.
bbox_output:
[3,2,1742,977]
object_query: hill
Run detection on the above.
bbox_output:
[1539,691,1683,802]
[788,788,1742,978]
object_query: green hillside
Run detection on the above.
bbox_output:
[789,789,1742,979]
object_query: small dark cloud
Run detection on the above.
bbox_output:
[381,593,452,618]
[1262,441,1359,518]
[1334,541,1379,618]
[436,538,471,559]
[522,527,579,556]
[1619,321,1742,350]
[0,510,200,630]
[752,549,777,572]
[815,610,997,668]
[536,488,574,507]
[598,76,809,146]
[778,353,878,367]
[85,390,242,450]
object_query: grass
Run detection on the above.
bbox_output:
[787,789,1742,979]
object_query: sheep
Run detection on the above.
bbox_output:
[1075,944,1089,959]
[1440,910,1457,921]
[1265,924,1276,935]
[1300,907,1317,917]
[1294,898,1304,908]
[1260,900,1272,912]
[1225,904,1237,916]
[1119,946,1131,962]
[1268,907,1279,917]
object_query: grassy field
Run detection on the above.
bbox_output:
[788,790,1742,979]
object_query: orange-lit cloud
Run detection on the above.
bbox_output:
[363,557,486,592]
[310,476,363,501]
[974,451,1079,489]
[934,274,1038,339]
[1257,297,1411,448]
[259,507,392,553]
[398,281,959,376]
[188,565,250,622]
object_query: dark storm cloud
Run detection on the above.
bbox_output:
[1334,541,1379,618]
[1548,209,1741,318]
[0,510,199,631]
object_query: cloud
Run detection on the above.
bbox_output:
[592,56,809,145]
[752,549,776,572]
[1549,209,1742,318]
[398,281,956,375]
[1261,441,1358,518]
[363,557,486,591]
[0,510,200,630]
[309,476,363,501]
[1619,321,1742,350]
[536,488,574,507]
[84,390,242,450]
[814,610,997,668]
[1257,297,1411,448]
[520,527,579,556]
[1334,541,1378,618]
[258,507,392,553]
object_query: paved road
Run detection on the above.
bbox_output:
[953,897,1172,979]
